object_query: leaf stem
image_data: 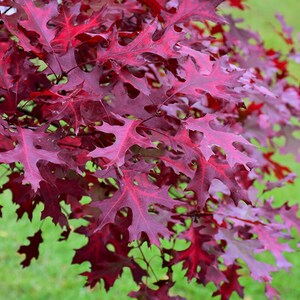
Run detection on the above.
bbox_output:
[137,241,159,282]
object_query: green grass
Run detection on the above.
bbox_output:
[221,0,300,49]
[0,187,136,300]
[1,1,300,299]
[219,0,300,83]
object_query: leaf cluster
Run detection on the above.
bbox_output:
[0,0,299,299]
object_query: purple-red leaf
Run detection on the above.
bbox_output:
[90,116,153,167]
[0,128,63,191]
[216,228,276,281]
[92,170,175,244]
[170,57,245,103]
[185,114,256,169]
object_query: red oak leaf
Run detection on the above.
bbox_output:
[178,44,212,75]
[90,116,153,167]
[1,172,39,220]
[0,42,14,91]
[16,0,58,53]
[0,43,33,114]
[97,21,179,67]
[92,170,175,244]
[0,128,63,191]
[164,0,225,26]
[216,228,276,281]
[157,128,249,207]
[72,225,146,290]
[18,230,43,268]
[212,264,244,300]
[0,133,14,151]
[170,226,218,282]
[170,57,245,103]
[279,203,300,235]
[265,284,280,300]
[253,224,292,270]
[188,156,250,207]
[185,114,256,169]
[137,0,164,16]
[0,0,299,297]
[50,4,104,54]
[39,181,68,227]
[129,282,185,300]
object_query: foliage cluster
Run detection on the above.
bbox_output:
[0,0,299,299]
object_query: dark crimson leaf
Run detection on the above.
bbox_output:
[18,229,43,268]
[0,133,14,151]
[212,265,244,300]
[0,42,14,91]
[137,0,164,16]
[1,172,39,220]
[129,282,186,300]
[72,225,146,290]
[39,181,68,227]
[170,226,220,283]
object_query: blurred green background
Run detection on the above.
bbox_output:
[0,1,299,299]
